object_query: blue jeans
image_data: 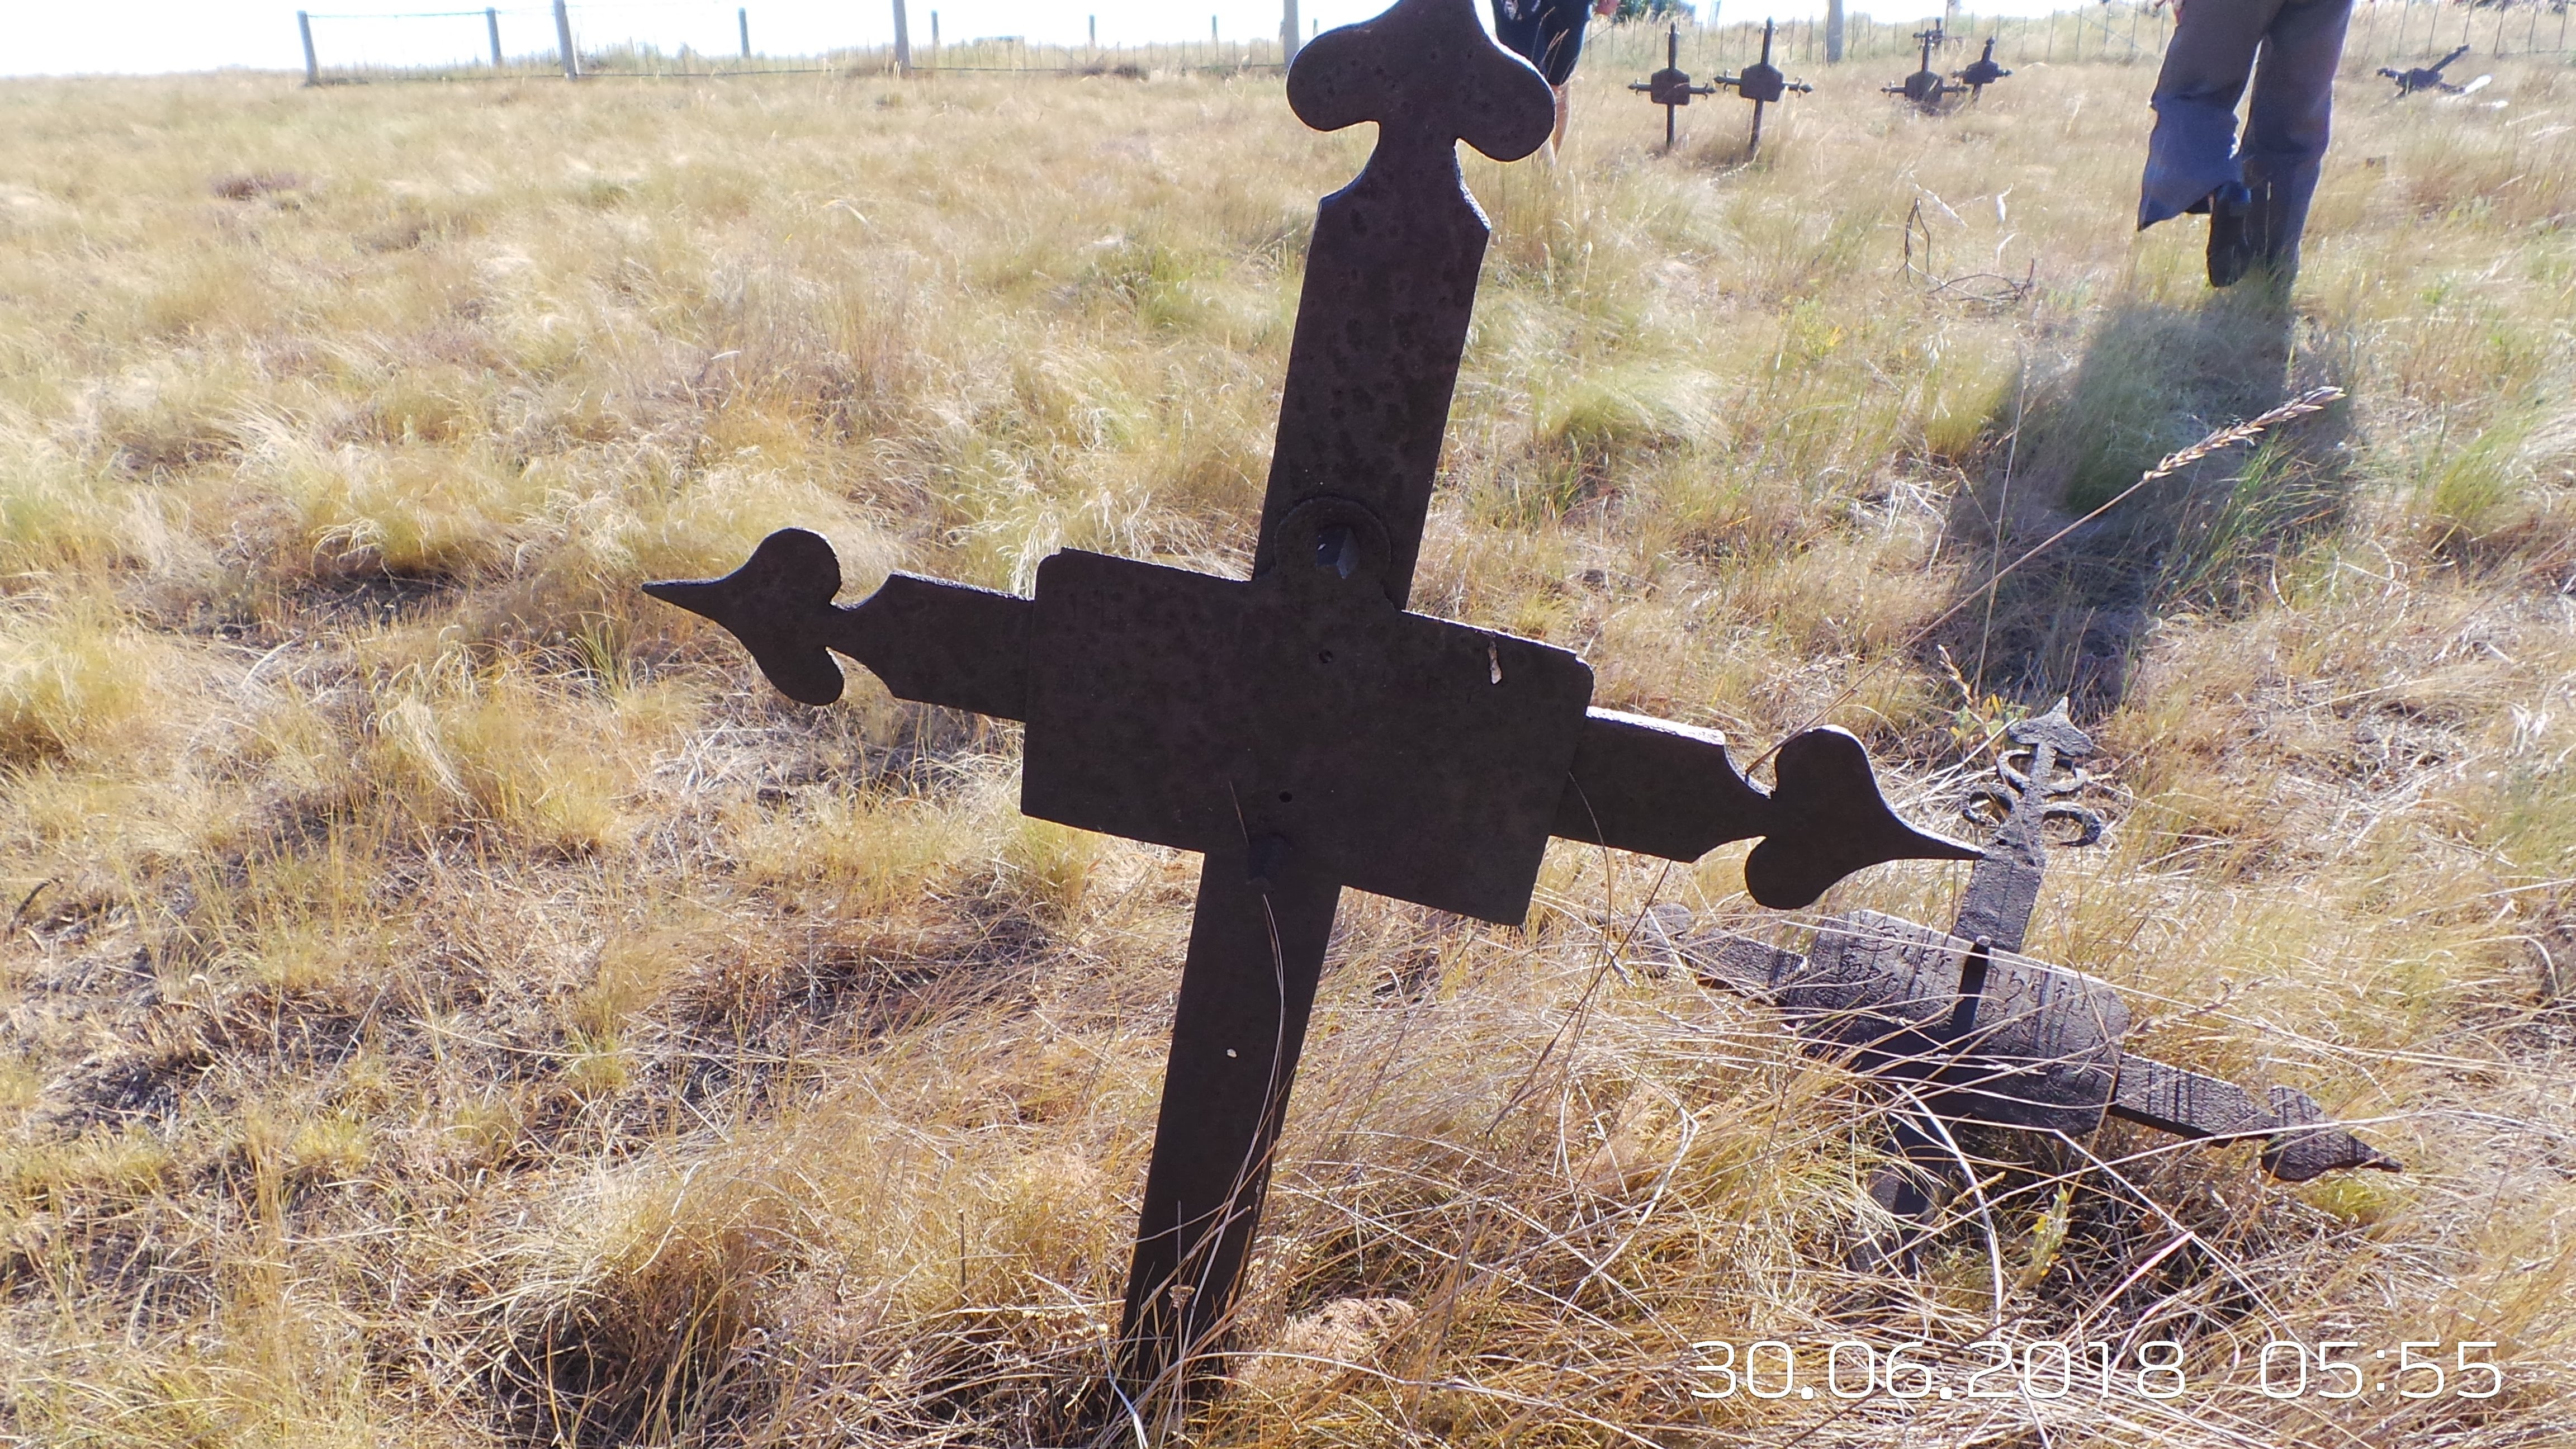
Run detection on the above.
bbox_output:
[2138,0,2354,260]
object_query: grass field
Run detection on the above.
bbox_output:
[2,27,2573,1447]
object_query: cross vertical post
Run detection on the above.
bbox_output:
[1668,25,1680,147]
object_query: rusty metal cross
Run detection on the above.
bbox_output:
[647,0,1972,1397]
[1668,702,2398,1272]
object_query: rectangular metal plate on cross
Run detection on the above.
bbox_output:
[646,0,1978,1409]
[1024,541,1594,924]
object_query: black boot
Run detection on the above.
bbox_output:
[2205,181,2255,287]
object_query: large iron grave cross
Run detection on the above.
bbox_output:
[647,0,1973,1395]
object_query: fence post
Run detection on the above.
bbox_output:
[1825,0,1843,61]
[552,0,579,78]
[1282,0,1299,65]
[892,0,911,75]
[738,7,750,58]
[298,11,319,86]
[486,7,503,67]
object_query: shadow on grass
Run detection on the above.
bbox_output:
[1933,283,2353,716]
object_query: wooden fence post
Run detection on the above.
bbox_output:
[298,11,319,86]
[738,7,750,58]
[1282,0,1299,65]
[486,8,503,68]
[892,0,911,75]
[1825,0,1844,61]
[553,0,579,78]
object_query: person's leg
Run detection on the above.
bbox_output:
[2242,0,2355,272]
[1534,0,1588,152]
[2138,0,2288,230]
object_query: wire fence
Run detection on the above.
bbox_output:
[1587,2,2573,81]
[296,2,1303,84]
[293,1,2574,87]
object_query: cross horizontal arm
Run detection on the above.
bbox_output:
[1554,712,1977,910]
[643,527,1032,718]
[2109,1058,2400,1181]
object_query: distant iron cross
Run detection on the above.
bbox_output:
[1628,20,1808,155]
[647,0,1973,1396]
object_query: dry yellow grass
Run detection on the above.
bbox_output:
[1,30,2573,1447]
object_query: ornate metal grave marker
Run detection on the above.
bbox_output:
[1957,36,2012,101]
[1885,21,1953,107]
[1629,22,1717,150]
[1652,702,2399,1268]
[647,0,1972,1396]
[2379,44,2473,96]
[1628,19,1808,155]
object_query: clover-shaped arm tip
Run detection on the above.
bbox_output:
[645,528,850,706]
[1555,713,1978,911]
[646,528,1036,721]
[1743,728,1982,910]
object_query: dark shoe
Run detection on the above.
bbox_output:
[2206,181,2255,287]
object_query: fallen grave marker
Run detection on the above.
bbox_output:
[1652,702,2400,1270]
[2379,43,2484,96]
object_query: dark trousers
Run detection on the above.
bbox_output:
[2138,0,2353,261]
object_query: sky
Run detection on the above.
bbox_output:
[6,1,2089,77]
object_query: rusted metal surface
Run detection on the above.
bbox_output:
[1019,529,1593,926]
[643,528,1031,716]
[1116,840,1341,1403]
[648,0,1974,1396]
[1952,700,2101,953]
[1252,0,1554,607]
[1652,702,2398,1268]
[1628,20,1808,155]
[1555,713,1976,910]
[1690,907,2128,1137]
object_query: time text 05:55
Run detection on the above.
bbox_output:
[1682,1339,2506,1401]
